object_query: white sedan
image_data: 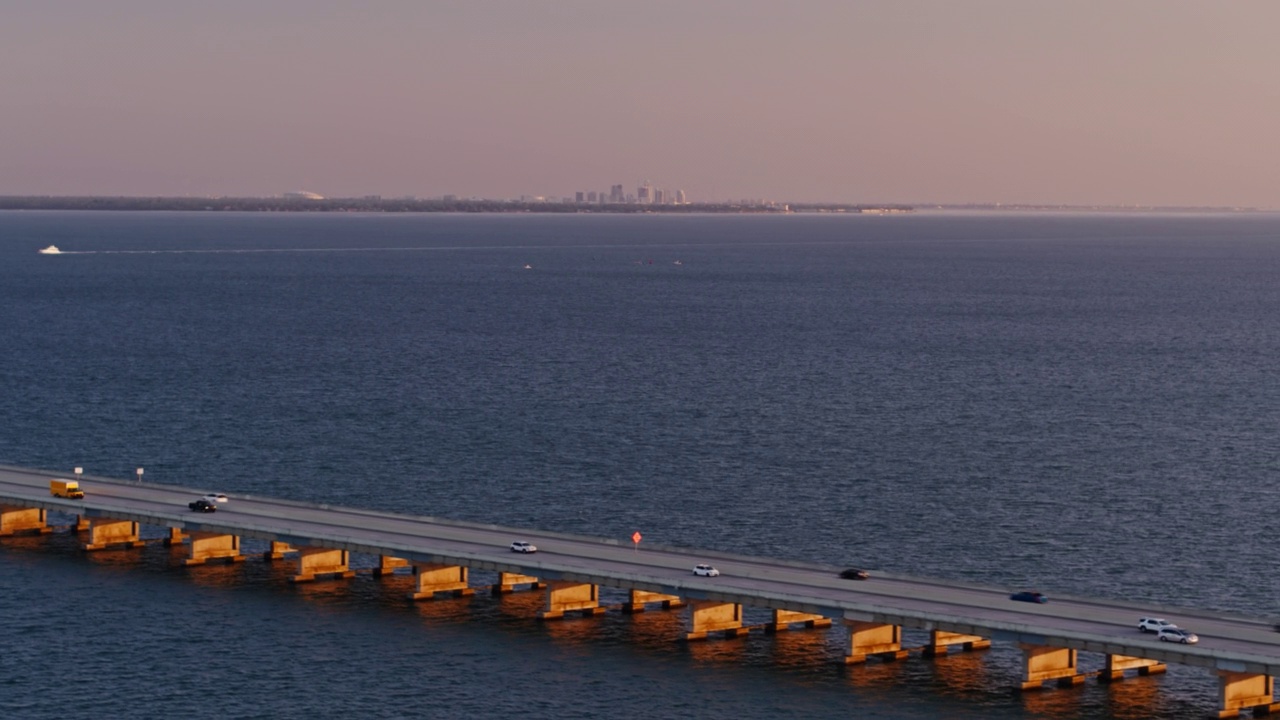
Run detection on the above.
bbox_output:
[510,541,537,553]
[693,564,720,577]
[201,493,229,504]
[1157,627,1199,644]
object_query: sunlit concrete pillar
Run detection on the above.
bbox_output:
[263,541,295,561]
[182,532,245,566]
[1099,654,1166,683]
[1019,644,1084,690]
[163,527,187,546]
[765,609,831,633]
[72,515,90,532]
[407,564,474,601]
[492,571,544,594]
[0,506,49,536]
[842,620,907,663]
[82,519,144,551]
[1215,671,1279,718]
[538,582,604,620]
[685,600,747,640]
[621,589,685,614]
[922,630,991,657]
[372,555,411,577]
[290,547,354,583]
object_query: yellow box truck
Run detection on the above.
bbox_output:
[50,479,84,499]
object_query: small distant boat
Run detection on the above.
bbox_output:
[38,245,61,254]
[674,260,683,266]
[523,263,532,269]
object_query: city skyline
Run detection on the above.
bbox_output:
[3,2,1279,208]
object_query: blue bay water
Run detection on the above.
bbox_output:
[3,210,1280,719]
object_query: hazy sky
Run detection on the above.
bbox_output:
[3,1,1278,206]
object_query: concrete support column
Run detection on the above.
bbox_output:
[1216,671,1279,718]
[182,533,245,566]
[685,600,747,640]
[538,582,604,620]
[163,527,187,546]
[407,564,474,601]
[621,589,685,614]
[842,621,907,663]
[73,515,90,532]
[290,547,354,583]
[263,541,295,561]
[0,506,50,536]
[83,519,144,551]
[922,630,991,657]
[492,571,543,594]
[765,609,831,633]
[372,555,411,577]
[1099,654,1166,683]
[1019,644,1084,690]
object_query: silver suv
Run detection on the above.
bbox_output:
[1138,617,1177,633]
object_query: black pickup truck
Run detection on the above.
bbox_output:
[188,499,217,513]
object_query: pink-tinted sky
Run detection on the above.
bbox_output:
[2,1,1278,206]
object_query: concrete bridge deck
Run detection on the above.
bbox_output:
[3,464,1279,716]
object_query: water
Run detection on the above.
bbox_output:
[3,210,1280,718]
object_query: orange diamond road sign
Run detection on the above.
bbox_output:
[632,532,642,543]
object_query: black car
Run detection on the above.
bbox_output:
[1010,591,1048,604]
[839,568,870,580]
[188,499,217,513]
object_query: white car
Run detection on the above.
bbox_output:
[201,493,229,504]
[510,541,537,553]
[1138,617,1177,633]
[1157,627,1199,644]
[693,564,720,577]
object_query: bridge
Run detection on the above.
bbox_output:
[2,463,1278,718]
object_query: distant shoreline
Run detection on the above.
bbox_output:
[0,196,895,214]
[0,196,1261,214]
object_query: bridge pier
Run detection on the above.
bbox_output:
[372,555,411,577]
[0,506,49,536]
[922,630,990,657]
[263,541,295,560]
[842,621,907,663]
[685,600,747,640]
[621,589,685,613]
[765,609,831,633]
[72,515,90,532]
[1019,644,1084,690]
[182,532,245,565]
[82,519,144,551]
[538,582,604,620]
[290,547,355,582]
[408,564,474,600]
[1216,671,1280,718]
[164,528,186,546]
[1099,654,1165,683]
[492,571,544,594]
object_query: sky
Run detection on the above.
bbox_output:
[2,1,1279,207]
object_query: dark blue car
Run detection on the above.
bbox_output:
[1010,591,1047,604]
